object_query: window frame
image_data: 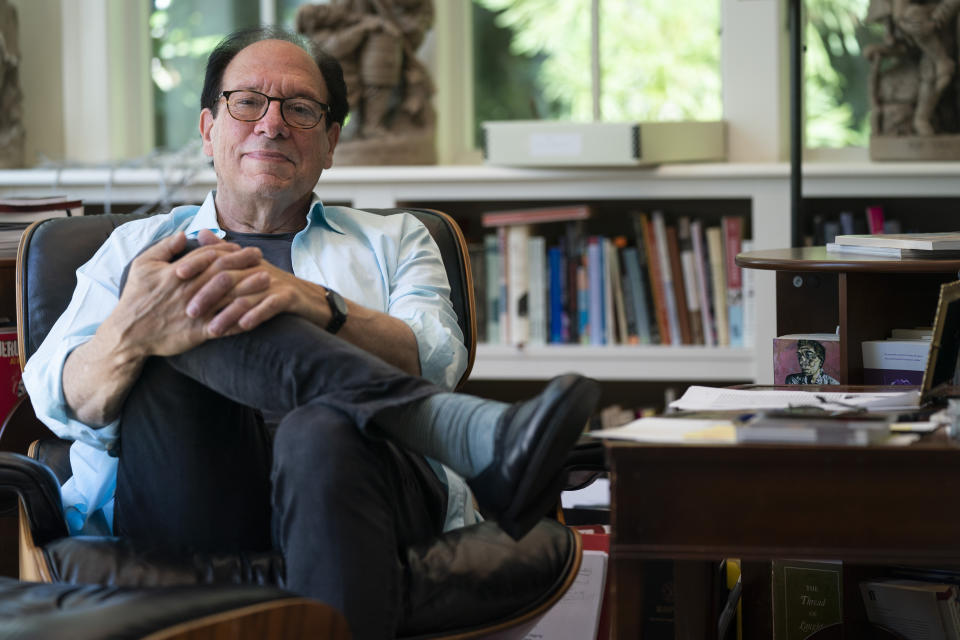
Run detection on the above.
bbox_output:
[56,0,796,165]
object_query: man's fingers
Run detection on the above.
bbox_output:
[207,297,255,337]
[174,244,255,280]
[185,270,243,318]
[136,232,187,264]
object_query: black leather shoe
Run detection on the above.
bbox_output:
[468,374,601,540]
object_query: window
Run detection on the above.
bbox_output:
[804,0,880,148]
[472,0,722,144]
[150,0,260,150]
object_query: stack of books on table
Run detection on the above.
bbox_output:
[826,232,960,258]
[0,196,83,258]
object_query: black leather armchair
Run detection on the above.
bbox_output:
[0,209,584,639]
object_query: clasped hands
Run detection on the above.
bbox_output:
[115,229,325,357]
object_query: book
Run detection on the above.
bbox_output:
[483,234,501,344]
[548,246,567,343]
[834,232,960,251]
[527,235,547,345]
[506,225,530,346]
[0,196,84,258]
[705,227,728,346]
[861,579,960,640]
[621,246,652,344]
[468,242,487,344]
[608,238,629,345]
[891,327,933,339]
[480,204,592,228]
[629,212,658,344]
[652,212,682,346]
[741,239,756,347]
[602,238,616,346]
[866,205,885,234]
[0,327,24,427]
[587,237,606,346]
[666,225,693,344]
[524,547,609,640]
[862,338,930,385]
[481,120,726,167]
[639,213,671,345]
[774,333,841,385]
[826,242,960,259]
[739,412,891,445]
[691,220,716,347]
[772,560,842,640]
[0,195,83,221]
[677,217,704,345]
[722,216,744,348]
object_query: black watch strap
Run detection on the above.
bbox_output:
[325,288,348,334]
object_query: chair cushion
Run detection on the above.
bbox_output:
[44,537,286,588]
[0,575,297,640]
[42,519,576,637]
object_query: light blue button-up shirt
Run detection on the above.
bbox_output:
[22,191,473,535]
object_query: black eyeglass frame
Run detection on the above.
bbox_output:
[219,90,330,129]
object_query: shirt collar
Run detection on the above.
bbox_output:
[184,190,345,237]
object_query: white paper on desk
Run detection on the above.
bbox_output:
[669,386,921,412]
[590,417,737,444]
[521,550,607,640]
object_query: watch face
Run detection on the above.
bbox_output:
[329,290,347,316]
[326,288,347,334]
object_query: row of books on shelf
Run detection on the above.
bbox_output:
[804,205,902,247]
[773,329,932,386]
[468,205,754,347]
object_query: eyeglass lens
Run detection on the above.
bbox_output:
[225,91,325,128]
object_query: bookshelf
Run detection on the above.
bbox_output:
[4,161,960,387]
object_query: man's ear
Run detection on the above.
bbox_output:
[200,108,215,157]
[323,122,341,169]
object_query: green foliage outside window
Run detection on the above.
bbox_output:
[804,0,882,148]
[150,0,259,151]
[472,0,721,144]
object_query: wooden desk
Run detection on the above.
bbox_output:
[737,247,960,384]
[607,436,960,639]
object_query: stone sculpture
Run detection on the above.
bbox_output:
[866,0,960,159]
[297,0,436,165]
[0,0,24,168]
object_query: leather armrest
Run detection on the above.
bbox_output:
[0,452,69,545]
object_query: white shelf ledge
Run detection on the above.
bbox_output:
[469,344,755,381]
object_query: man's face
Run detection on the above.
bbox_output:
[797,346,823,376]
[200,39,340,204]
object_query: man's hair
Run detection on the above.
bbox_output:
[200,26,349,129]
[797,339,826,362]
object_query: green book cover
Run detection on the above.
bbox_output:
[773,560,843,640]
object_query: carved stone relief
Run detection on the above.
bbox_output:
[297,0,436,165]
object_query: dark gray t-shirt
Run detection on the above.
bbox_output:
[223,229,296,273]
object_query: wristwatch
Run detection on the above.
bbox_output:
[325,287,348,334]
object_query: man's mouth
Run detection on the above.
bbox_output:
[244,150,290,162]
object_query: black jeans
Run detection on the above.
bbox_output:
[115,314,448,640]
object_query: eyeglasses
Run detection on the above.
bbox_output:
[219,90,330,129]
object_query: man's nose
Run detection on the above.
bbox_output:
[255,100,288,137]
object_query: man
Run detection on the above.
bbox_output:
[785,339,839,385]
[22,27,600,640]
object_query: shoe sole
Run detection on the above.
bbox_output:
[498,376,601,540]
